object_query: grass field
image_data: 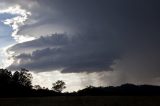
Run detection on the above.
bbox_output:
[0,96,159,106]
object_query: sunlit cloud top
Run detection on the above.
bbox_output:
[0,5,35,43]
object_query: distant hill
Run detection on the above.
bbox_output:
[73,84,160,96]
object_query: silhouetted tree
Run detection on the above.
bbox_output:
[0,69,12,90]
[33,85,42,90]
[12,68,32,89]
[86,85,95,89]
[52,80,66,92]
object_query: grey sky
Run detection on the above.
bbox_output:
[0,0,160,90]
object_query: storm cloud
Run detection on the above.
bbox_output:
[7,32,122,73]
[1,0,160,87]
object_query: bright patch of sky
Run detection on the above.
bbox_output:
[0,5,35,43]
[0,14,15,47]
[0,6,35,68]
[0,14,16,68]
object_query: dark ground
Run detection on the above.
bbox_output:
[0,96,160,106]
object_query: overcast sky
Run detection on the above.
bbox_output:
[0,0,160,91]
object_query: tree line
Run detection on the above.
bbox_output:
[0,68,66,97]
[0,68,160,97]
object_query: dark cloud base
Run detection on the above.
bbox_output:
[6,0,160,75]
[8,33,122,73]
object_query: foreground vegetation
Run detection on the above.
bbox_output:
[0,69,160,105]
[0,96,159,106]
